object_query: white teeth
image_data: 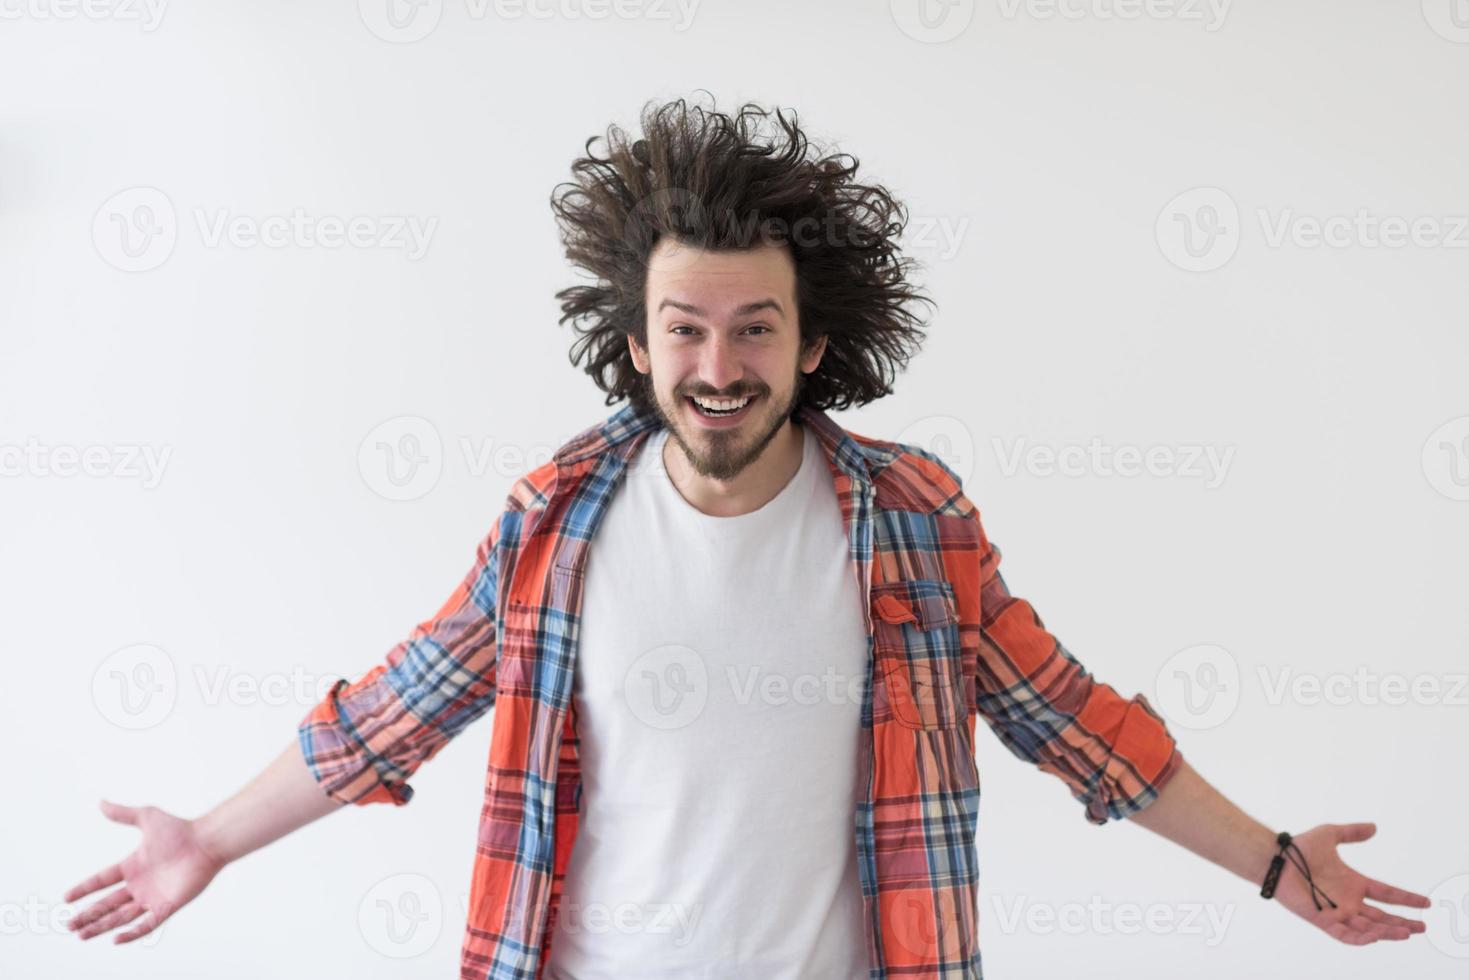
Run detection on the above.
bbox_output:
[692,395,752,412]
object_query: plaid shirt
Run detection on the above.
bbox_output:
[299,400,1183,979]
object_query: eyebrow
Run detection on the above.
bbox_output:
[656,297,785,319]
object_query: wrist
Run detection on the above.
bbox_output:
[191,809,237,869]
[1241,824,1285,891]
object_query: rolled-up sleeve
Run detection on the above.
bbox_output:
[297,510,505,806]
[969,512,1183,825]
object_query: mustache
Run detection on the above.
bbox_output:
[680,388,763,399]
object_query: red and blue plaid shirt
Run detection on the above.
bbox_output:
[299,400,1183,979]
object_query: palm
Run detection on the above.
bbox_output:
[1271,822,1430,945]
[63,800,225,943]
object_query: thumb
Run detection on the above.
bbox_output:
[98,799,139,826]
[1335,821,1377,844]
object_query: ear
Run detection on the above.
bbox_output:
[799,333,828,374]
[627,333,650,374]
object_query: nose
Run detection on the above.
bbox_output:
[695,335,744,393]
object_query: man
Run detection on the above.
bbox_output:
[64,98,1431,979]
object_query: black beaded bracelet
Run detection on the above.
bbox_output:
[1260,831,1338,910]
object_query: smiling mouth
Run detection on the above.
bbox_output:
[685,393,758,420]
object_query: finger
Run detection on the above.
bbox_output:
[114,907,163,945]
[67,888,132,932]
[89,903,146,939]
[1345,914,1389,943]
[1359,903,1425,936]
[1324,919,1372,946]
[1364,878,1432,908]
[98,799,140,826]
[75,902,144,941]
[63,863,123,903]
[1341,913,1395,945]
[1350,911,1412,943]
[1335,822,1377,844]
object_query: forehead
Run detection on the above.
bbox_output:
[645,238,796,314]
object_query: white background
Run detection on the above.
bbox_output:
[3,1,1467,977]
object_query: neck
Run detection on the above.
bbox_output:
[662,418,804,518]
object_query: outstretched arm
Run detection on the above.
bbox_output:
[944,492,1432,947]
[1128,756,1430,945]
[65,505,510,944]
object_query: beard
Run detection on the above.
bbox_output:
[640,365,806,483]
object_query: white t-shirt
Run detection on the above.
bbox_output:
[542,422,870,980]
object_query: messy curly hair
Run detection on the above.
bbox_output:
[550,94,935,416]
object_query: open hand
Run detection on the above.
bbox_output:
[1271,822,1430,945]
[63,799,227,944]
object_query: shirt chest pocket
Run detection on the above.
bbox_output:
[871,579,966,730]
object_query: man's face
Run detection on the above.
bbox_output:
[629,236,826,482]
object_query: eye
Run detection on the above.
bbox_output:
[668,323,769,337]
